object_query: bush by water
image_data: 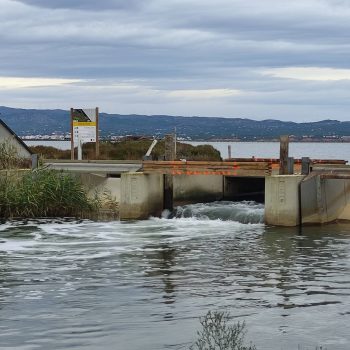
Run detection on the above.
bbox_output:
[0,169,98,219]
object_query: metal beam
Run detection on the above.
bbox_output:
[43,161,142,174]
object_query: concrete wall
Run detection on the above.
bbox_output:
[265,175,305,226]
[173,175,223,204]
[79,173,121,202]
[120,173,223,220]
[120,172,163,220]
[301,176,350,224]
[0,123,31,158]
[338,180,350,220]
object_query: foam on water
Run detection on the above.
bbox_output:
[0,202,263,255]
[0,203,349,350]
[0,239,35,252]
[171,201,264,224]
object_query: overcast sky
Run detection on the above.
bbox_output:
[1,0,350,120]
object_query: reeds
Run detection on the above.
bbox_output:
[0,169,99,219]
[0,140,25,169]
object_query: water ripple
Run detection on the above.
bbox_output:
[0,202,349,349]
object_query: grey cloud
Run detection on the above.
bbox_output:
[12,0,144,10]
[3,0,350,121]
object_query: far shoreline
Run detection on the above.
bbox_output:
[21,138,350,143]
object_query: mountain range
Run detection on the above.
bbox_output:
[1,106,349,141]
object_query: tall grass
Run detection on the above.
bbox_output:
[0,169,98,219]
[0,140,25,169]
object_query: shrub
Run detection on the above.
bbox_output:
[189,311,329,350]
[29,140,222,161]
[0,169,98,218]
[189,311,256,350]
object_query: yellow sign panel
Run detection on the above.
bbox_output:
[73,121,96,127]
[71,108,98,144]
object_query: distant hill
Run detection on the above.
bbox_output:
[1,106,350,141]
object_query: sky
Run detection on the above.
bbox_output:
[1,0,350,121]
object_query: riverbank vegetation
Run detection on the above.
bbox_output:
[0,141,118,219]
[0,169,98,219]
[0,140,28,169]
[30,139,222,161]
[190,311,328,350]
[190,311,256,350]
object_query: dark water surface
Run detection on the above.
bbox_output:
[0,202,349,350]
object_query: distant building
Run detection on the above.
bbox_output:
[0,119,32,158]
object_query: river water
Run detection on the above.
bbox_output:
[24,140,350,162]
[0,202,349,350]
[190,141,350,162]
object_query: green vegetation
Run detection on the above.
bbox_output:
[0,140,105,220]
[0,169,98,219]
[190,311,328,350]
[189,311,256,350]
[30,139,222,161]
[0,140,26,169]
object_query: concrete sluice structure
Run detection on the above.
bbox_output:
[265,170,350,226]
[120,173,225,220]
[44,159,350,226]
[120,162,350,226]
[301,172,350,224]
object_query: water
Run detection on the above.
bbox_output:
[24,140,71,150]
[190,141,350,162]
[24,140,350,162]
[0,202,349,350]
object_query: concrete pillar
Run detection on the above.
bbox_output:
[265,175,305,226]
[31,154,38,170]
[301,157,311,175]
[120,172,163,220]
[164,134,175,211]
[287,157,294,175]
[279,135,289,175]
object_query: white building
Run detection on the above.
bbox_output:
[0,119,32,158]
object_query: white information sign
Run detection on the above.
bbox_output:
[71,108,99,160]
[73,124,96,143]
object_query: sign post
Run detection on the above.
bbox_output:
[70,108,99,160]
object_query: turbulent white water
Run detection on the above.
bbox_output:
[172,201,264,224]
[0,201,350,350]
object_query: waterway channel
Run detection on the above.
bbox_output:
[0,201,349,350]
[24,140,350,162]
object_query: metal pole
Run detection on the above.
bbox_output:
[164,134,175,211]
[95,107,99,159]
[174,127,177,160]
[31,154,38,170]
[70,108,74,160]
[287,157,294,174]
[78,137,83,160]
[228,145,232,159]
[301,157,310,175]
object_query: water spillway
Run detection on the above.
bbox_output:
[170,201,265,224]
